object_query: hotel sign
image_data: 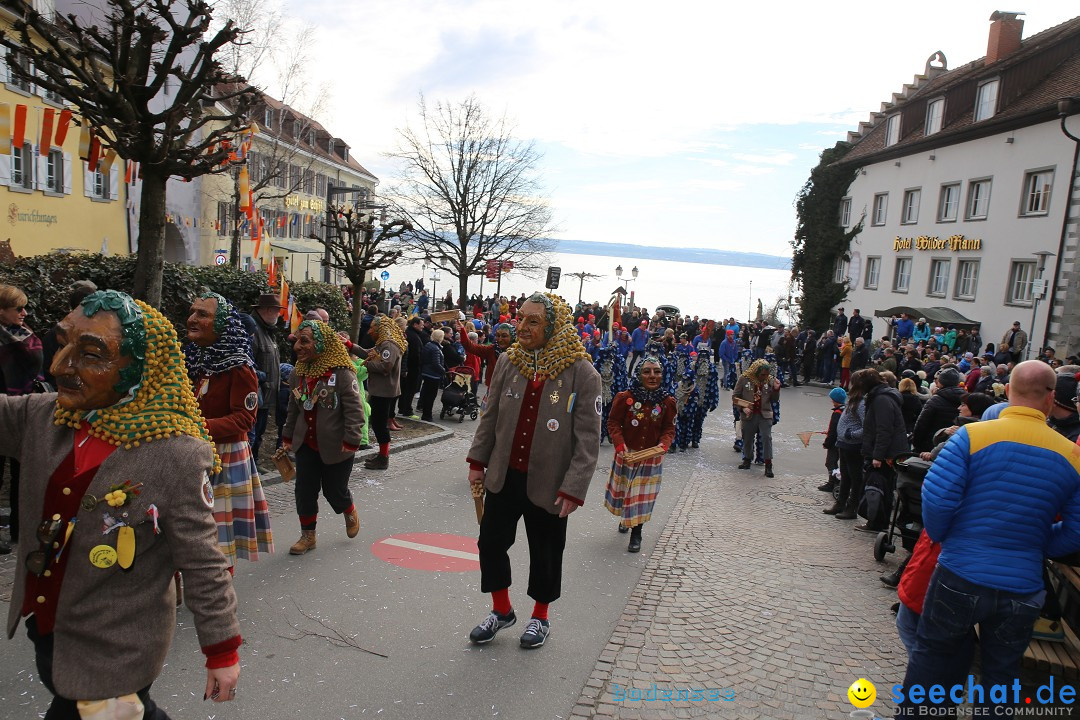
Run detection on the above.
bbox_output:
[284,195,325,213]
[893,234,982,252]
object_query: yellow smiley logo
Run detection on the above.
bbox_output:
[847,678,876,708]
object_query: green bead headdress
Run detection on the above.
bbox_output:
[294,320,356,379]
[55,290,221,473]
[504,292,590,380]
[200,291,231,335]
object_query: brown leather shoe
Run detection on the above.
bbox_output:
[289,529,317,555]
[364,454,389,470]
[388,419,404,431]
[345,509,360,538]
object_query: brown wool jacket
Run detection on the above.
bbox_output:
[468,354,602,513]
[0,394,239,700]
[283,366,366,464]
[365,340,402,398]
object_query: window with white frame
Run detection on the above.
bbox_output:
[1006,261,1036,305]
[872,193,888,226]
[902,189,921,224]
[264,108,273,129]
[938,183,960,222]
[11,142,33,189]
[925,99,944,135]
[955,260,979,300]
[928,259,950,297]
[45,149,63,192]
[1021,169,1053,216]
[6,51,31,93]
[839,197,851,227]
[884,114,900,146]
[833,257,849,284]
[865,256,881,290]
[92,168,110,199]
[974,79,999,122]
[966,179,991,220]
[893,257,912,292]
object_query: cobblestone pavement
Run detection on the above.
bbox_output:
[569,386,907,720]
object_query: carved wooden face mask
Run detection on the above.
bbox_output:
[52,309,131,412]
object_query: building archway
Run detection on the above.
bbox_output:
[163,223,189,264]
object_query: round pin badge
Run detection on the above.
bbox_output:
[90,545,117,569]
[200,473,214,509]
[244,391,258,411]
[382,349,391,360]
[631,419,639,427]
[547,419,560,432]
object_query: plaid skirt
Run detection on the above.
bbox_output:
[604,454,664,527]
[212,441,274,564]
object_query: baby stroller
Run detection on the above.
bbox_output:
[873,454,930,562]
[439,366,479,423]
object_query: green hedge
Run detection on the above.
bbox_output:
[0,254,348,335]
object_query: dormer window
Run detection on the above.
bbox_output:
[925,98,944,135]
[328,139,335,155]
[342,148,348,161]
[974,79,999,122]
[884,114,900,147]
[264,107,273,129]
[308,130,315,145]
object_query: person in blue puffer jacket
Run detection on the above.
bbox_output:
[417,328,446,422]
[896,361,1080,718]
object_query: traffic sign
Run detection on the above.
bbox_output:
[380,270,390,281]
[371,532,479,572]
[214,254,227,266]
[546,266,561,289]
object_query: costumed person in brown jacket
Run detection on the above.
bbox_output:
[0,290,240,718]
[363,315,405,470]
[604,357,677,553]
[466,292,602,649]
[733,358,782,478]
[282,320,365,555]
[185,292,274,567]
[456,320,515,391]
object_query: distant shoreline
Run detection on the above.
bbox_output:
[553,239,792,271]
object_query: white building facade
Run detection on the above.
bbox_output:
[836,12,1080,357]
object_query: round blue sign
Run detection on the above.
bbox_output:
[380,270,390,281]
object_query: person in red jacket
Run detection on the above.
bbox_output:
[456,320,515,391]
[185,292,274,566]
[604,357,677,553]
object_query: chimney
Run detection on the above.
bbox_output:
[986,11,1025,64]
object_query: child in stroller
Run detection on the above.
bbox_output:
[440,366,479,422]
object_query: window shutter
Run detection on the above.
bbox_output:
[0,46,7,85]
[35,147,46,190]
[62,152,71,194]
[83,161,92,197]
[109,167,118,200]
[0,150,9,187]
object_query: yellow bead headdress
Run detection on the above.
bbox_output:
[54,290,221,473]
[293,320,357,379]
[372,314,408,354]
[504,292,591,380]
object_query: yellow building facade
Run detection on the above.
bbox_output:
[0,9,128,259]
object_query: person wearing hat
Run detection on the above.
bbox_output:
[249,293,283,461]
[819,387,847,495]
[911,367,965,453]
[912,318,931,343]
[1049,372,1080,442]
[1001,321,1027,364]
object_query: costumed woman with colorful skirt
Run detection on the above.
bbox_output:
[185,292,274,567]
[604,358,677,553]
[282,320,366,555]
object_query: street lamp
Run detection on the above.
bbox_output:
[615,264,639,309]
[748,280,753,322]
[431,268,441,308]
[1028,250,1055,360]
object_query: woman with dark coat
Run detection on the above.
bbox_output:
[898,378,924,434]
[418,328,447,421]
[858,368,910,533]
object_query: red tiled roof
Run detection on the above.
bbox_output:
[841,15,1080,166]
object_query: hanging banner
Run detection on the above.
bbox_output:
[39,108,54,155]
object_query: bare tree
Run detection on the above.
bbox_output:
[2,0,260,305]
[385,95,555,309]
[319,205,411,340]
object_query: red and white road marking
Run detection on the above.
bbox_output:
[371,532,480,572]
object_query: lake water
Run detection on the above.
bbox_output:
[383,251,795,323]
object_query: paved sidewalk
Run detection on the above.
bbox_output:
[569,386,907,719]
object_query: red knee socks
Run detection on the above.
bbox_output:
[379,442,389,458]
[492,588,511,615]
[532,601,549,621]
[299,514,317,530]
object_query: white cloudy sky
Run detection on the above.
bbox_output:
[268,0,1077,256]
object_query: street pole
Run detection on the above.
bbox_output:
[747,280,753,322]
[1028,251,1054,360]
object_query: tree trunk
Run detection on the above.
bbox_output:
[350,281,364,342]
[132,168,168,306]
[459,274,469,311]
[230,180,242,268]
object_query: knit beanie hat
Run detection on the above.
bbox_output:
[1054,373,1079,411]
[829,387,848,404]
[937,368,962,388]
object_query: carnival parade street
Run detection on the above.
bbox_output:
[0,386,920,719]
